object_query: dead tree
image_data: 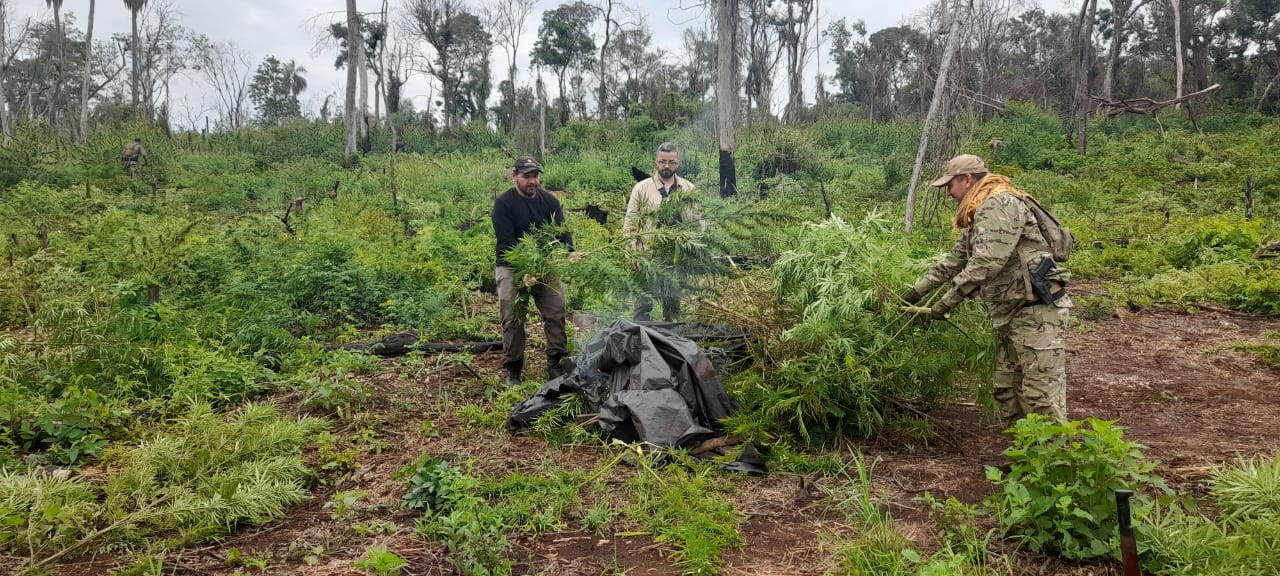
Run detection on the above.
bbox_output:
[906,0,964,233]
[716,0,739,197]
[278,197,303,235]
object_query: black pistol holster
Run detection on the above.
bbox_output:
[1029,257,1067,305]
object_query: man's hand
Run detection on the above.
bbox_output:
[522,273,538,289]
[568,251,585,263]
[900,288,922,305]
[901,304,950,321]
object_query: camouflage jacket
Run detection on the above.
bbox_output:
[912,192,1071,327]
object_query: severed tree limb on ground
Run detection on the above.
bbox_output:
[1092,83,1221,117]
[1254,241,1280,260]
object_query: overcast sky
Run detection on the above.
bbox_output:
[10,0,953,126]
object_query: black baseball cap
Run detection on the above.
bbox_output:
[513,156,541,174]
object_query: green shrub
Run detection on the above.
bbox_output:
[352,546,408,576]
[1164,218,1262,269]
[1140,454,1280,575]
[985,415,1168,561]
[400,456,467,513]
[404,457,512,576]
[19,386,133,466]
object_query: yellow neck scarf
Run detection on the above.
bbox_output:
[953,174,1033,230]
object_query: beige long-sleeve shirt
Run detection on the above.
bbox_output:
[621,175,695,250]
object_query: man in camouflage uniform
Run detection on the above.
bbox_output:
[122,138,147,176]
[902,154,1072,426]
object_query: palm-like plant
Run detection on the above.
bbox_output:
[123,0,147,109]
[283,60,307,99]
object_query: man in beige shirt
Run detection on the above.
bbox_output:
[622,142,695,321]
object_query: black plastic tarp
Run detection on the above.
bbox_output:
[507,320,741,449]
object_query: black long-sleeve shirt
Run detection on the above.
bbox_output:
[492,187,573,268]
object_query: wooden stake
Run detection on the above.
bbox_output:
[1246,176,1254,220]
[821,182,832,219]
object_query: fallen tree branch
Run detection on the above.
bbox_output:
[1254,241,1280,260]
[1092,84,1221,117]
[324,332,502,356]
[690,435,740,456]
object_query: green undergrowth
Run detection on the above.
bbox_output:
[399,442,754,576]
[823,454,1001,575]
[623,449,745,575]
[1139,454,1280,575]
[0,403,325,573]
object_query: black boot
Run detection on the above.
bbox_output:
[504,360,523,388]
[546,354,569,380]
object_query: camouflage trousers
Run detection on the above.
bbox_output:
[993,303,1069,426]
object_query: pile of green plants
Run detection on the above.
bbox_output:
[0,403,325,573]
[1138,454,1280,575]
[723,213,992,444]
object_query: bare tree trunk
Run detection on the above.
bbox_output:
[1171,0,1183,105]
[131,9,139,110]
[1074,0,1097,154]
[344,0,359,160]
[374,68,382,126]
[716,0,739,197]
[597,0,612,121]
[537,73,547,160]
[1258,64,1280,112]
[905,0,962,233]
[782,0,812,125]
[0,1,11,146]
[79,0,94,143]
[1102,0,1126,102]
[359,35,369,143]
[51,3,63,129]
[381,0,398,207]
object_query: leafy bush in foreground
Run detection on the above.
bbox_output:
[985,416,1168,561]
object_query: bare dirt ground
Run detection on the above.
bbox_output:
[42,306,1280,576]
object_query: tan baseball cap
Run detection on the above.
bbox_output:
[930,154,988,187]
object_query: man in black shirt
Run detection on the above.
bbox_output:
[492,156,579,387]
